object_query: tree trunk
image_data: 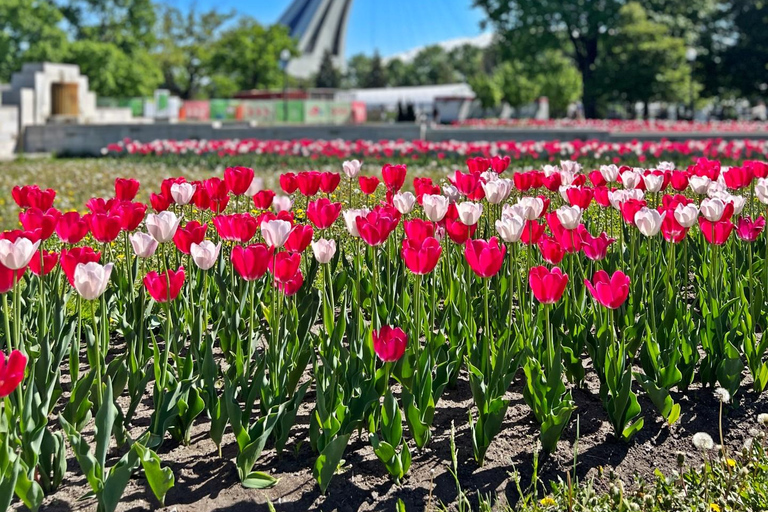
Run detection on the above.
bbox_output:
[571,35,600,119]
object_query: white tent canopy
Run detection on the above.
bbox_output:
[335,83,475,109]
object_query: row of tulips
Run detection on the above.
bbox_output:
[2,155,768,509]
[102,137,768,167]
[452,118,768,133]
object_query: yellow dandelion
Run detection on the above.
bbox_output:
[710,503,721,512]
[539,497,556,507]
[726,458,736,468]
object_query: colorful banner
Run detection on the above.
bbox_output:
[210,99,240,120]
[330,102,353,124]
[305,100,330,124]
[274,101,305,123]
[180,101,211,121]
[239,101,276,124]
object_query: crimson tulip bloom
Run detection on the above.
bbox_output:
[86,197,119,214]
[542,173,562,191]
[150,192,172,212]
[660,215,688,243]
[699,218,734,245]
[213,213,258,243]
[29,250,58,276]
[320,172,341,193]
[538,236,565,265]
[280,172,299,194]
[585,270,630,309]
[382,164,407,192]
[173,221,207,254]
[19,207,60,240]
[593,186,611,208]
[529,266,568,304]
[297,171,322,196]
[269,252,302,283]
[465,237,506,278]
[736,216,765,242]
[191,182,210,209]
[284,224,314,253]
[490,155,510,173]
[372,326,408,362]
[89,213,122,243]
[566,187,594,209]
[620,199,648,225]
[61,247,100,286]
[224,166,254,195]
[358,175,380,195]
[0,264,26,293]
[110,201,147,231]
[115,178,140,201]
[413,177,440,203]
[144,267,185,302]
[403,219,435,244]
[12,185,56,210]
[56,212,89,244]
[402,237,442,275]
[276,270,304,296]
[669,170,689,191]
[0,350,27,398]
[356,208,398,246]
[306,198,342,229]
[466,157,491,174]
[520,220,545,245]
[253,190,276,210]
[445,216,477,244]
[231,244,273,281]
[589,171,607,188]
[578,227,614,261]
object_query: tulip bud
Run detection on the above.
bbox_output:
[342,159,362,178]
[621,171,641,189]
[190,241,221,270]
[130,232,159,258]
[422,194,449,222]
[556,205,582,230]
[171,182,195,205]
[343,208,369,237]
[73,262,114,300]
[261,219,293,248]
[643,174,664,193]
[272,195,293,213]
[495,215,525,243]
[456,202,483,226]
[599,164,620,182]
[674,203,699,228]
[312,238,336,264]
[393,191,417,215]
[634,207,665,237]
[689,176,712,195]
[0,237,40,270]
[146,211,181,243]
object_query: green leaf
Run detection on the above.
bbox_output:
[134,443,175,506]
[313,433,351,494]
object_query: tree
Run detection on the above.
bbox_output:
[365,52,388,88]
[59,0,157,53]
[409,45,456,85]
[468,73,502,113]
[473,0,712,117]
[448,44,486,81]
[315,50,341,88]
[344,53,372,88]
[497,61,540,110]
[596,3,692,114]
[535,50,583,117]
[208,18,297,92]
[156,6,234,99]
[721,0,768,99]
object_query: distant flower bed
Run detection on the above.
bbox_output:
[452,118,768,133]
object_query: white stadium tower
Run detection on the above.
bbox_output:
[278,0,354,79]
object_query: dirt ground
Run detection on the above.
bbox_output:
[28,357,767,512]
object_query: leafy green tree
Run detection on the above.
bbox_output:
[344,53,372,88]
[448,44,486,81]
[597,3,693,113]
[385,58,415,87]
[365,52,388,88]
[535,50,583,117]
[59,0,157,53]
[315,50,341,88]
[156,6,234,99]
[721,0,768,98]
[468,73,502,113]
[497,61,540,109]
[409,45,456,85]
[208,18,297,92]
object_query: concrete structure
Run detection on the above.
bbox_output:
[0,63,134,157]
[279,0,354,79]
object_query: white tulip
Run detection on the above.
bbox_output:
[342,159,362,178]
[756,178,768,205]
[495,214,525,243]
[643,174,664,193]
[700,198,727,222]
[312,238,336,264]
[621,171,641,189]
[146,211,181,243]
[502,203,526,219]
[170,182,195,205]
[481,179,512,204]
[725,194,746,215]
[130,232,159,258]
[73,262,114,301]
[657,161,676,171]
[261,219,293,248]
[517,197,544,220]
[480,170,498,183]
[560,160,582,175]
[272,195,293,212]
[689,176,712,195]
[556,205,582,230]
[442,184,460,203]
[608,190,629,211]
[245,177,264,197]
[558,185,573,203]
[343,208,369,237]
[190,241,221,270]
[456,202,483,226]
[599,164,620,183]
[674,204,699,228]
[393,192,416,215]
[634,208,665,237]
[0,237,40,270]
[422,194,449,222]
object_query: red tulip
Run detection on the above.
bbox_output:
[191,182,210,210]
[402,237,441,275]
[12,185,55,210]
[382,164,407,192]
[593,186,611,207]
[150,192,171,212]
[89,213,122,243]
[115,178,140,201]
[358,175,380,195]
[306,198,342,229]
[566,187,594,209]
[403,219,435,244]
[213,213,258,243]
[589,171,607,188]
[173,221,207,254]
[578,226,614,261]
[372,326,408,362]
[444,216,477,244]
[356,208,398,246]
[86,197,118,214]
[110,201,147,231]
[144,267,185,302]
[19,208,60,239]
[60,247,101,286]
[723,166,753,190]
[669,171,689,191]
[284,224,314,253]
[297,171,322,196]
[0,264,26,293]
[699,218,734,245]
[538,236,565,265]
[585,270,630,309]
[529,266,568,304]
[413,177,440,203]
[320,172,341,193]
[735,216,765,242]
[253,190,276,210]
[276,270,304,296]
[466,157,491,174]
[464,237,506,278]
[520,220,545,245]
[542,173,561,191]
[490,155,511,174]
[224,166,254,195]
[745,160,768,179]
[269,252,302,283]
[661,215,688,243]
[0,350,27,398]
[620,199,648,225]
[0,229,41,243]
[56,212,89,244]
[205,178,230,214]
[280,172,299,194]
[29,250,58,276]
[231,244,273,281]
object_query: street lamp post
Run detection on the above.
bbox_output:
[280,49,291,124]
[686,48,697,121]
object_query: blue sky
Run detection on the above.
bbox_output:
[181,0,489,57]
